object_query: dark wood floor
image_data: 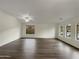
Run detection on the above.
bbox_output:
[0,38,79,59]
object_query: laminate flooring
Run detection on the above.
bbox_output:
[0,38,79,59]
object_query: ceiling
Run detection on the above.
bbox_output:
[0,0,79,24]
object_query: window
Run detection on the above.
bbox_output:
[66,24,71,37]
[76,24,79,40]
[59,25,64,36]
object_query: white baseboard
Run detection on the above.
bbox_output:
[0,38,20,47]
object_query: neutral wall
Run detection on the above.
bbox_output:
[21,24,57,38]
[0,11,21,46]
[57,17,79,48]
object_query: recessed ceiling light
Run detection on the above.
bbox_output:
[59,17,63,20]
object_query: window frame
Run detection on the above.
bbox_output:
[65,24,71,38]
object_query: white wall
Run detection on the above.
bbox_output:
[21,24,57,38]
[57,17,79,48]
[0,11,21,46]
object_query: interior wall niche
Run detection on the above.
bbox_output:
[76,24,79,40]
[66,24,71,37]
[26,25,35,34]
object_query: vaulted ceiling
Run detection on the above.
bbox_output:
[0,0,79,24]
